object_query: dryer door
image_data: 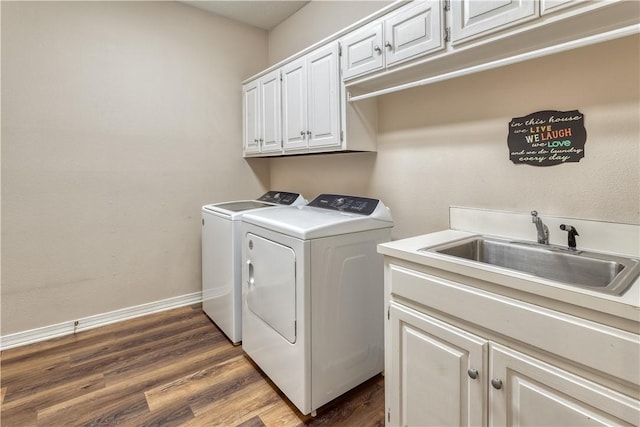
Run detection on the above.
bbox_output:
[245,233,297,343]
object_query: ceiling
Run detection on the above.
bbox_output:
[180,1,310,30]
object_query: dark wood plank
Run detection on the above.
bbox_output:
[237,415,267,427]
[0,305,384,427]
[1,305,199,364]
[144,354,255,411]
[128,403,196,427]
[1,373,105,414]
[2,321,221,403]
[307,375,385,426]
[186,365,284,426]
[39,393,151,426]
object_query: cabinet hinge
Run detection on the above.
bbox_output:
[387,409,391,423]
[338,41,342,57]
[387,305,390,320]
[443,0,450,11]
[444,27,451,42]
[340,130,344,142]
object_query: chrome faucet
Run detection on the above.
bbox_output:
[531,210,549,244]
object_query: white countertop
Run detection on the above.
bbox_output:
[378,229,640,325]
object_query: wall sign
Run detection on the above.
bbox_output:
[508,110,586,166]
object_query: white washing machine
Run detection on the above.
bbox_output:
[201,191,306,344]
[241,194,393,415]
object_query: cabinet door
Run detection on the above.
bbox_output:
[489,343,640,426]
[307,43,341,149]
[243,80,260,155]
[389,303,487,427]
[282,57,308,151]
[260,69,282,153]
[540,0,578,15]
[450,0,538,45]
[341,21,384,80]
[384,0,445,67]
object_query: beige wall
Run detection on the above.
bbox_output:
[268,0,391,65]
[1,1,270,334]
[270,15,639,239]
[2,1,638,338]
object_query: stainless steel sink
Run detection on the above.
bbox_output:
[422,236,640,296]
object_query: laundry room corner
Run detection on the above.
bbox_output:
[0,1,270,338]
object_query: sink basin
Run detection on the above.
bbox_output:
[422,236,640,296]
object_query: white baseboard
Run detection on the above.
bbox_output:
[0,292,203,351]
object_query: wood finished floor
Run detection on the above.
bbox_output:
[1,304,384,427]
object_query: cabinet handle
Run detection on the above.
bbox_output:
[467,369,478,380]
[491,379,503,390]
[385,41,392,49]
[374,45,382,53]
[300,131,305,139]
[259,138,263,143]
[306,130,311,137]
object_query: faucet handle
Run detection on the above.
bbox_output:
[531,210,539,222]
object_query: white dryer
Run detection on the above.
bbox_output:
[201,191,306,344]
[241,194,393,415]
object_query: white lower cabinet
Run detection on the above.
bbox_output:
[490,343,639,426]
[389,303,487,426]
[385,264,640,427]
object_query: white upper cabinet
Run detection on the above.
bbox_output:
[341,22,385,81]
[342,1,445,80]
[283,42,341,152]
[282,57,308,151]
[306,43,341,149]
[243,41,356,158]
[243,0,635,155]
[242,69,281,156]
[540,0,578,15]
[342,0,639,98]
[260,70,283,153]
[384,0,445,66]
[450,0,538,45]
[242,80,260,155]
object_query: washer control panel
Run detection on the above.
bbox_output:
[258,191,302,205]
[308,194,379,215]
